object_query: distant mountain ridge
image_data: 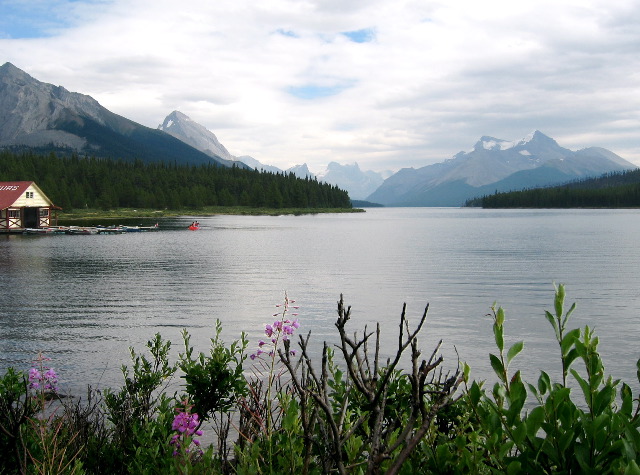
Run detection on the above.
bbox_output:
[0,62,236,167]
[158,110,386,199]
[315,162,385,200]
[367,131,637,206]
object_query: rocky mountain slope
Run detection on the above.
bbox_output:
[0,62,235,167]
[367,131,637,206]
[158,110,234,162]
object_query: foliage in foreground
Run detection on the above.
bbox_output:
[1,286,639,474]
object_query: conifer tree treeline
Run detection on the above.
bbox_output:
[468,168,640,208]
[0,150,352,210]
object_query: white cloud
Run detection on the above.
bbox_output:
[1,0,639,172]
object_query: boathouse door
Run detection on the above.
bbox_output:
[24,208,38,228]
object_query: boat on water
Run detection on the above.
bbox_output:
[95,226,125,234]
[65,226,99,235]
[22,223,159,235]
[121,223,160,232]
[23,227,65,235]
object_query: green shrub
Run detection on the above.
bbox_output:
[2,286,639,474]
[465,284,640,474]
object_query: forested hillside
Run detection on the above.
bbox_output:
[467,168,640,208]
[0,150,352,210]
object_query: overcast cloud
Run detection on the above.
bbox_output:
[1,0,639,172]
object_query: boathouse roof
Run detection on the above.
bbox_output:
[0,181,55,209]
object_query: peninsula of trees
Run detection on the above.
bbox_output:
[0,150,352,211]
[467,168,640,208]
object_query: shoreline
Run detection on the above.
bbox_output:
[57,206,365,223]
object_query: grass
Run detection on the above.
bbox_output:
[57,206,365,222]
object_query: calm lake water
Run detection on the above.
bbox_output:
[1,208,639,395]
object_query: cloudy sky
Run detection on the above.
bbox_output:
[1,0,639,173]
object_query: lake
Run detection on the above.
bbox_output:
[1,207,639,396]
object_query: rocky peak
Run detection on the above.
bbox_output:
[157,110,234,162]
[0,62,28,80]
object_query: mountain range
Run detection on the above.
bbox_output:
[367,131,637,206]
[0,62,237,168]
[1,62,636,205]
[157,110,386,199]
[158,111,637,205]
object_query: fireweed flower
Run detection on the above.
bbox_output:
[246,294,300,440]
[169,402,204,457]
[28,354,58,393]
[250,295,300,361]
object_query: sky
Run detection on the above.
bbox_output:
[1,0,639,173]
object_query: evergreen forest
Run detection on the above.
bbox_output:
[467,168,640,208]
[0,150,352,211]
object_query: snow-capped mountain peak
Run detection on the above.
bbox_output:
[478,130,545,152]
[367,130,637,206]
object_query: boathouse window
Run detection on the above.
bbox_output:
[9,210,20,218]
[26,191,34,199]
[40,209,49,217]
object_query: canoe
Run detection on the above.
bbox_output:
[65,226,99,235]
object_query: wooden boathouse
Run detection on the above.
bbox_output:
[0,181,59,233]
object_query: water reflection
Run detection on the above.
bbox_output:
[1,209,639,396]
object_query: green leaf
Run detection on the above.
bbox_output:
[462,362,471,382]
[594,384,614,415]
[469,381,483,405]
[526,406,545,437]
[564,348,580,372]
[571,369,592,407]
[538,371,551,395]
[544,310,561,341]
[562,302,577,328]
[621,383,632,416]
[499,441,516,460]
[624,460,640,475]
[512,422,527,445]
[490,354,506,382]
[560,328,580,356]
[494,323,504,352]
[574,444,590,471]
[496,306,505,326]
[507,460,522,475]
[592,413,610,450]
[506,341,524,366]
[555,284,566,318]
